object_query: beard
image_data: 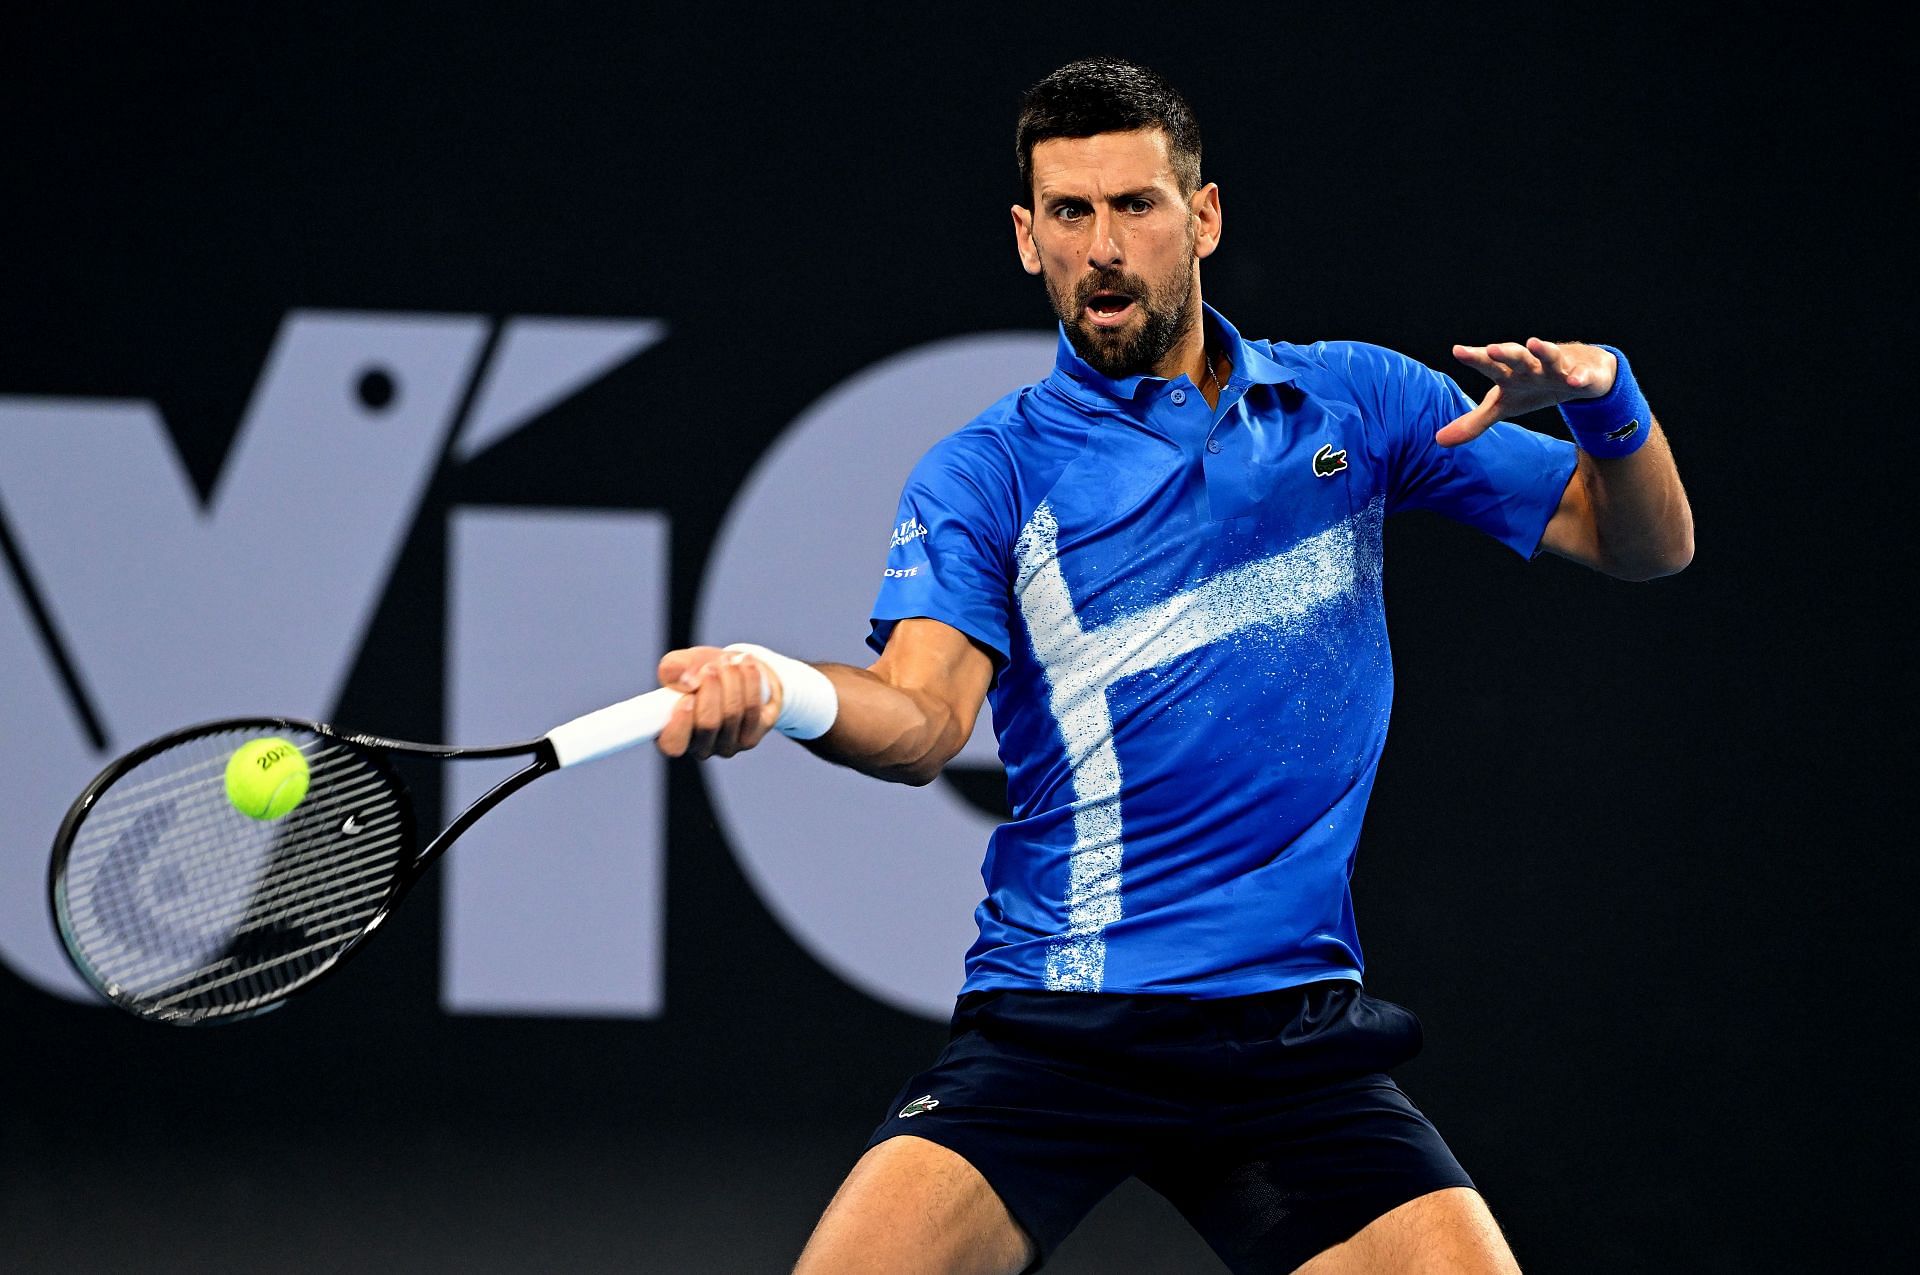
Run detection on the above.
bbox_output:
[1044,252,1199,381]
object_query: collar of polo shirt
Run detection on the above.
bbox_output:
[1046,304,1301,408]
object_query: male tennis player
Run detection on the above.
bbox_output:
[656,57,1692,1275]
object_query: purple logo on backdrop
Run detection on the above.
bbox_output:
[0,312,663,1007]
[1,315,1046,1022]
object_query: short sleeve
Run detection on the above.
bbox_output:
[867,434,1016,664]
[1333,342,1578,558]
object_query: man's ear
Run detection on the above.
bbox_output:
[1011,205,1042,275]
[1192,182,1222,260]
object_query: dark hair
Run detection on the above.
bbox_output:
[1015,57,1202,204]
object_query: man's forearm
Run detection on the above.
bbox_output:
[800,663,977,786]
[1579,419,1694,580]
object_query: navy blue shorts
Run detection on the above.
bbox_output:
[864,980,1474,1273]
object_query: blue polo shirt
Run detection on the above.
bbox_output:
[870,306,1577,998]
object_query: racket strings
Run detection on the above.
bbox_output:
[55,728,409,1021]
[76,756,390,943]
[81,766,396,927]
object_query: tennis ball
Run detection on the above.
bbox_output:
[225,737,311,820]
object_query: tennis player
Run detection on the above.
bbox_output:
[656,57,1692,1275]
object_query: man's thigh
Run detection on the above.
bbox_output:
[1295,1187,1520,1275]
[793,1134,1034,1275]
[1146,1075,1477,1274]
[848,1008,1158,1264]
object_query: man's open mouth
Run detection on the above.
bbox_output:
[1083,291,1137,327]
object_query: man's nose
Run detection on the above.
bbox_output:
[1086,208,1122,270]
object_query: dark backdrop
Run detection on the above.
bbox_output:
[1,6,1906,1272]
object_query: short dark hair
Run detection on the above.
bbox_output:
[1015,57,1203,204]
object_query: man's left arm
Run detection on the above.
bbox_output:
[1442,338,1694,581]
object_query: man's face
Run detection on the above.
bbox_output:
[1012,128,1220,379]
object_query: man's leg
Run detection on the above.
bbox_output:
[794,1135,1036,1275]
[1294,1187,1520,1275]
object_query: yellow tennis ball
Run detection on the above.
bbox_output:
[225,737,311,820]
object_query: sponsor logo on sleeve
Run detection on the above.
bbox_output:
[890,516,930,549]
[1312,443,1349,478]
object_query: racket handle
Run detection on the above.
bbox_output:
[546,687,684,767]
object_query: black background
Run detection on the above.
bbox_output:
[1,6,1907,1271]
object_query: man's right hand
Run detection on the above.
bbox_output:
[654,646,783,760]
[653,620,992,783]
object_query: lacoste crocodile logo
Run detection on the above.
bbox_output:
[897,1094,940,1118]
[1312,443,1348,478]
[1604,419,1640,444]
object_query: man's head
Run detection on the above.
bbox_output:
[1012,58,1219,380]
[1015,57,1202,204]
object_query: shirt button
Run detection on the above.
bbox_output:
[1170,388,1187,406]
[1206,438,1222,454]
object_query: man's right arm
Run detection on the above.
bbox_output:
[653,616,995,787]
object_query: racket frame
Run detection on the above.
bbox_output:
[48,715,559,1024]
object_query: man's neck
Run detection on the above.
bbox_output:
[1153,298,1228,409]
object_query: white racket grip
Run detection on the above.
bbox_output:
[546,687,683,768]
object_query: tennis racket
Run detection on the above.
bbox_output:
[48,686,689,1025]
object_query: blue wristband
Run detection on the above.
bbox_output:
[1558,345,1651,458]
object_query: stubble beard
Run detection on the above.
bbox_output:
[1046,236,1200,381]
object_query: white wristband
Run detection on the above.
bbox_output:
[724,643,839,741]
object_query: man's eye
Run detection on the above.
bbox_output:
[1055,205,1086,221]
[1125,198,1152,214]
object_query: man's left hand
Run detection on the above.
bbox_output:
[1438,338,1617,447]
